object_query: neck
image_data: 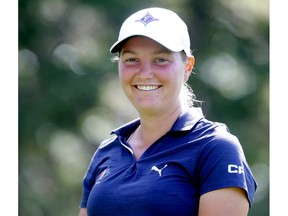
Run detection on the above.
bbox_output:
[128,104,184,160]
[137,104,184,142]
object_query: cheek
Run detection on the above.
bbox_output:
[179,65,188,83]
[118,72,129,89]
[118,64,130,82]
[166,65,186,84]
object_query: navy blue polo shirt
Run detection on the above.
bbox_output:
[80,108,257,216]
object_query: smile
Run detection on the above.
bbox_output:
[136,85,161,91]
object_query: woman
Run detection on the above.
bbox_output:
[79,7,257,216]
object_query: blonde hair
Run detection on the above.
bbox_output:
[181,82,197,109]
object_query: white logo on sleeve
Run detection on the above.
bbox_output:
[151,164,168,176]
[228,164,244,174]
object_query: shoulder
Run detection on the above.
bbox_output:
[196,119,242,149]
[194,119,247,168]
[98,136,118,149]
[210,122,242,150]
[84,136,118,179]
[88,136,118,163]
[196,119,239,143]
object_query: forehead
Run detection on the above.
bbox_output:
[120,36,172,54]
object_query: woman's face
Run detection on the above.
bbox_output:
[118,36,191,116]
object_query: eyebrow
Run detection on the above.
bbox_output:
[121,50,137,56]
[121,49,173,56]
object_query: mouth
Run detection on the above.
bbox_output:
[135,85,161,91]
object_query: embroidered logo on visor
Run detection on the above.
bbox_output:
[136,12,159,26]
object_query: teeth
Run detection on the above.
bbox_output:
[137,85,159,91]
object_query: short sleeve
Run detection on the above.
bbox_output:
[79,150,99,208]
[197,126,257,207]
[79,137,117,208]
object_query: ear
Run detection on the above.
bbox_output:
[184,56,195,82]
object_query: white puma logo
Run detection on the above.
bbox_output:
[151,164,168,176]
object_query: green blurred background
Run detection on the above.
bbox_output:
[19,0,269,215]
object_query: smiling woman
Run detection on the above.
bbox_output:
[78,7,257,216]
[117,36,194,116]
[112,42,196,110]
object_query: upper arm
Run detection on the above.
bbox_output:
[199,187,249,216]
[79,208,87,216]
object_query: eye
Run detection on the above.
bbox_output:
[127,58,137,62]
[123,57,139,65]
[154,58,169,64]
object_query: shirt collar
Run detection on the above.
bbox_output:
[111,107,204,137]
[170,107,204,131]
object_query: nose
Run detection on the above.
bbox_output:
[137,62,153,79]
